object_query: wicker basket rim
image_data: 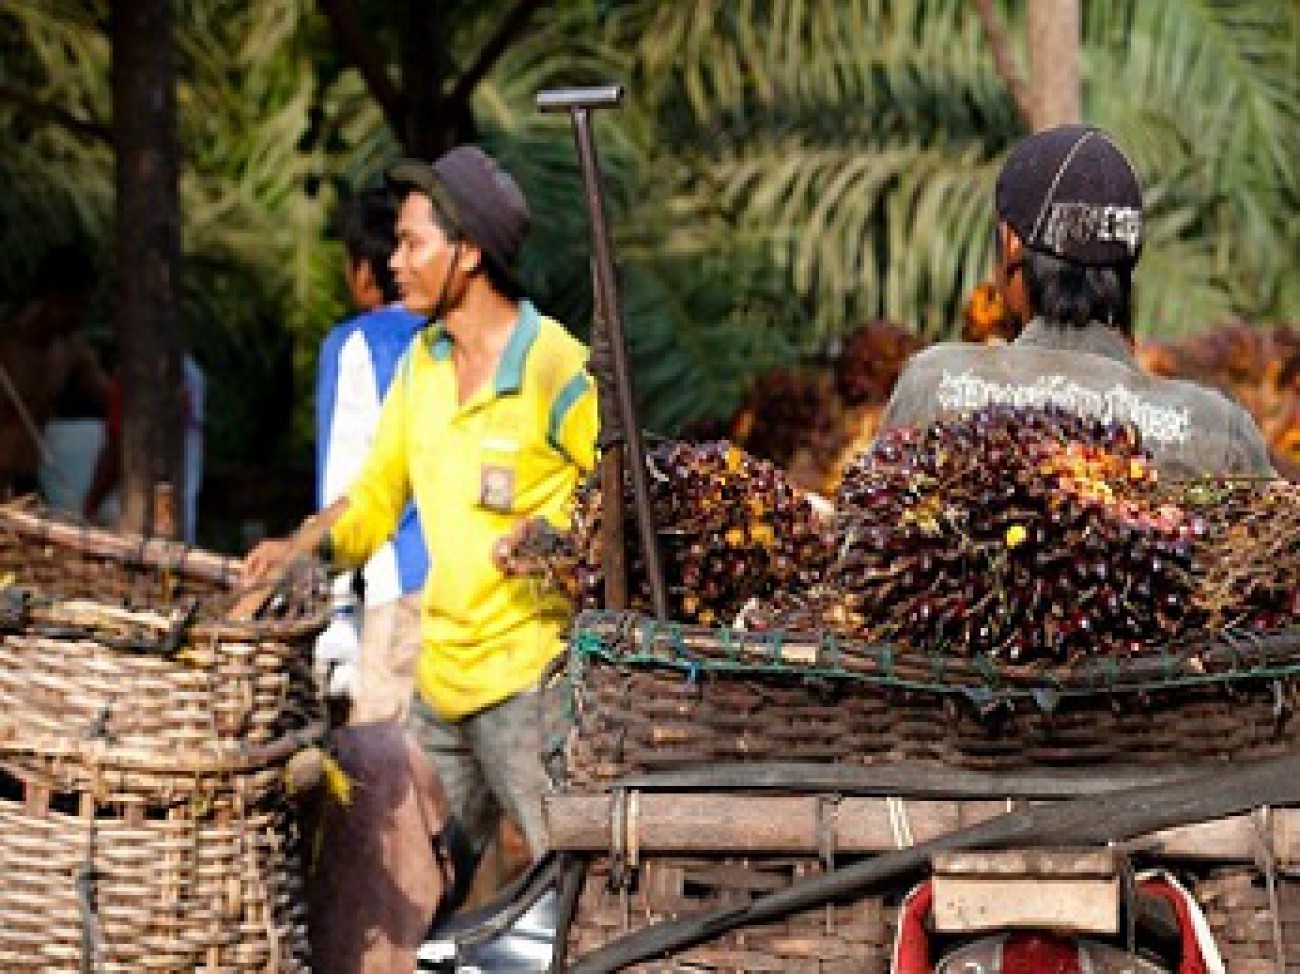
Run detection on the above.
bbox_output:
[0,507,328,636]
[0,505,237,577]
[573,610,1300,699]
[0,720,326,776]
[3,590,329,644]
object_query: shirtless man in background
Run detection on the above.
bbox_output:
[0,245,110,499]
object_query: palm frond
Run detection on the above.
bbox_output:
[1086,0,1298,326]
[622,252,805,434]
[5,0,1295,452]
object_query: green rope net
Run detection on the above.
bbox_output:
[568,610,1300,704]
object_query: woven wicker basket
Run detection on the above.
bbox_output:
[552,612,1300,788]
[0,506,326,971]
[566,855,1300,972]
[1196,867,1300,972]
[0,771,310,973]
[0,507,327,802]
[553,613,1300,970]
[567,852,900,973]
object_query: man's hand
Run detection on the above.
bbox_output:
[242,536,297,584]
[492,520,532,575]
[494,517,548,576]
[232,501,348,620]
[241,499,348,585]
[492,517,576,578]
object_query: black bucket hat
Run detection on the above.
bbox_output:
[387,146,531,273]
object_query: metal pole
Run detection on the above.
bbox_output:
[538,85,669,620]
[590,261,628,611]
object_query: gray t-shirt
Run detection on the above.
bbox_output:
[879,319,1274,479]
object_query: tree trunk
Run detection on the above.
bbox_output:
[111,0,184,536]
[1028,0,1081,130]
[399,1,477,158]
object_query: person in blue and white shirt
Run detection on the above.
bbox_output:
[315,188,429,720]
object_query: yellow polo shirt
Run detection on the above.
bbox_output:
[329,301,597,719]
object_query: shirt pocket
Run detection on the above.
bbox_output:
[478,436,521,514]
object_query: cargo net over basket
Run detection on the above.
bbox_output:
[0,503,328,973]
[536,405,1300,787]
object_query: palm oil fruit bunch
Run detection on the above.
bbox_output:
[961,281,1019,344]
[730,368,842,469]
[570,441,832,626]
[1183,479,1300,631]
[496,517,580,594]
[738,583,865,636]
[834,320,924,407]
[824,404,1197,662]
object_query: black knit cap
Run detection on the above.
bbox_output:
[995,124,1143,266]
[387,146,531,273]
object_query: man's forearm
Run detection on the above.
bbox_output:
[306,496,350,563]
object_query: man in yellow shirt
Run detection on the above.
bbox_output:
[247,146,597,859]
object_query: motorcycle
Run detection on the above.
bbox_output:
[417,849,561,973]
[890,849,1219,974]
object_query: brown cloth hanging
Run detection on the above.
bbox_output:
[307,720,452,974]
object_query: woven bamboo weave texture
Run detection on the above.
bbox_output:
[0,791,309,972]
[0,506,327,802]
[0,507,324,970]
[567,853,898,973]
[555,614,1300,787]
[559,662,1300,787]
[1196,867,1300,972]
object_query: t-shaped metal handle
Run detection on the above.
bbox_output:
[536,83,668,621]
[536,85,624,113]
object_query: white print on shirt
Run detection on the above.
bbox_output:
[935,370,1191,445]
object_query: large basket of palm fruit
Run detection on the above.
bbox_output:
[0,504,327,972]
[538,406,1300,787]
[529,408,1300,973]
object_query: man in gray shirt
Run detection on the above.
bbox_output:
[880,125,1273,480]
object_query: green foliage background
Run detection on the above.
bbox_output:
[1,0,1296,468]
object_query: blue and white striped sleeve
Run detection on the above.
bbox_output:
[321,329,384,509]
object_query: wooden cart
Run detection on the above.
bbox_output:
[543,611,1300,972]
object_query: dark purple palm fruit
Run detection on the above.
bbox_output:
[823,405,1195,662]
[568,441,835,626]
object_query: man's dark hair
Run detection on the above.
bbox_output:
[337,188,401,304]
[1021,249,1135,336]
[480,254,525,302]
[423,189,525,302]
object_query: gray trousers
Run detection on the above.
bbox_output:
[407,688,550,858]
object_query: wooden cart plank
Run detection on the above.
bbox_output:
[545,792,1300,864]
